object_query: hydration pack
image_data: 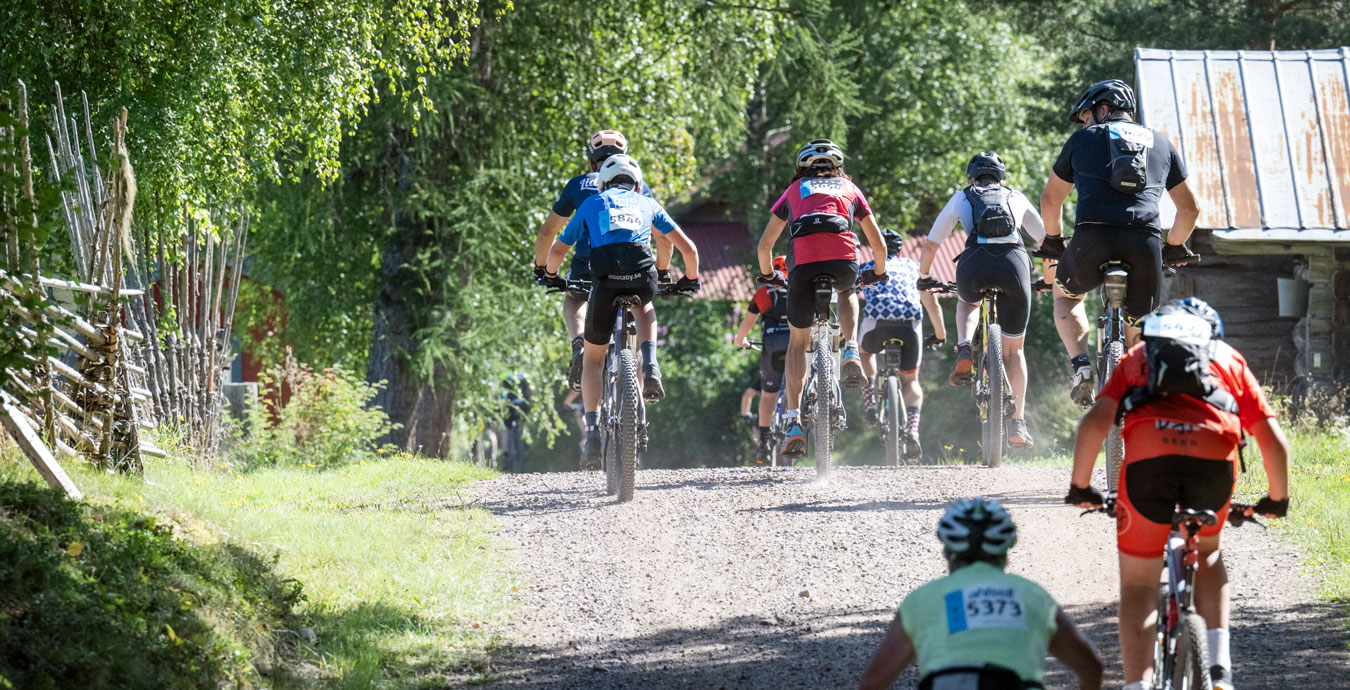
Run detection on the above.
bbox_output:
[1117,305,1237,422]
[963,186,1017,239]
[1105,121,1154,194]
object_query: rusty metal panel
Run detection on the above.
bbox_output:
[1174,58,1228,229]
[1312,56,1350,226]
[1243,55,1302,228]
[1209,59,1263,228]
[1276,55,1336,227]
[1137,55,1184,228]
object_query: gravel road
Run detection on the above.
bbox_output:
[473,466,1348,689]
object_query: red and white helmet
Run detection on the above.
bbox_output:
[597,154,643,188]
[587,129,629,163]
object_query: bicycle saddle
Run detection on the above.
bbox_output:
[1172,508,1218,527]
[610,294,644,307]
[1097,260,1133,273]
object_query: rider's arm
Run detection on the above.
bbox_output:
[654,231,674,272]
[1250,417,1291,505]
[857,216,888,277]
[1048,607,1104,690]
[1040,172,1074,238]
[665,228,700,280]
[917,239,941,276]
[858,609,916,690]
[919,193,962,276]
[920,290,946,341]
[1071,397,1115,495]
[546,212,584,274]
[1016,192,1047,243]
[534,212,569,267]
[757,215,787,275]
[1165,179,1200,247]
[733,309,759,348]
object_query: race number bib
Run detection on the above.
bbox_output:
[606,207,643,233]
[943,584,1027,633]
[799,177,847,198]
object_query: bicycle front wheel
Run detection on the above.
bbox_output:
[1102,338,1125,495]
[1172,612,1212,690]
[813,331,834,476]
[884,376,901,467]
[616,349,641,503]
[983,324,1005,468]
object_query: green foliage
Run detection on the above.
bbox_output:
[0,479,305,690]
[231,352,397,469]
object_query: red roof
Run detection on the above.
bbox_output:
[675,221,966,303]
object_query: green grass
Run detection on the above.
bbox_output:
[1,449,509,688]
[1235,423,1350,602]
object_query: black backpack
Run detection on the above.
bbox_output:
[1105,121,1155,194]
[963,186,1017,239]
[1118,305,1238,422]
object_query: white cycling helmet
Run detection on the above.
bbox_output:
[597,154,643,188]
[937,497,1018,559]
[795,138,845,172]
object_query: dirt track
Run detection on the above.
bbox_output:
[474,466,1348,689]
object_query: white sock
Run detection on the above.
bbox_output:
[783,409,798,421]
[1122,682,1148,690]
[1208,627,1231,672]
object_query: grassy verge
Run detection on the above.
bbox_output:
[1235,423,1350,602]
[1,450,508,688]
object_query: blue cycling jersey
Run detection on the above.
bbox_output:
[552,173,654,258]
[559,187,679,251]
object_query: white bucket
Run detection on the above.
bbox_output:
[1277,277,1309,317]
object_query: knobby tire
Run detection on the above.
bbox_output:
[616,350,641,503]
[813,331,833,477]
[602,352,619,495]
[984,324,1005,468]
[1173,612,1212,690]
[1103,338,1125,495]
[884,376,902,467]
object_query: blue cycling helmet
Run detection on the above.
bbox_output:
[1177,297,1223,339]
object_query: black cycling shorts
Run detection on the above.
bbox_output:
[955,245,1032,339]
[1122,454,1235,526]
[918,664,1039,690]
[583,269,657,346]
[786,259,858,329]
[565,255,592,301]
[1055,225,1162,322]
[759,332,790,393]
[860,317,921,372]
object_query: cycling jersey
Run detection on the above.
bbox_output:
[559,186,679,259]
[552,173,655,259]
[748,285,790,336]
[770,175,872,264]
[859,255,922,321]
[1051,118,1187,230]
[899,561,1059,685]
[927,187,1045,248]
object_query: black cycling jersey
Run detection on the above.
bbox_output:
[1052,117,1187,230]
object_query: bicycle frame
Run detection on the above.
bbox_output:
[971,288,1012,467]
[877,336,916,465]
[1096,262,1130,504]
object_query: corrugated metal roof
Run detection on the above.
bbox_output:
[1136,47,1350,241]
[675,220,965,302]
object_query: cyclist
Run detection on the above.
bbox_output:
[533,130,667,392]
[733,255,792,463]
[1037,79,1201,406]
[755,138,890,457]
[918,152,1052,449]
[541,154,701,469]
[860,497,1103,690]
[1065,298,1291,690]
[857,229,944,456]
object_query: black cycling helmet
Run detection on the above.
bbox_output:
[966,152,1006,182]
[1068,79,1137,123]
[881,228,905,255]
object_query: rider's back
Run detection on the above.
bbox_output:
[900,561,1059,684]
[553,173,655,257]
[1053,120,1186,230]
[563,187,676,278]
[771,175,871,264]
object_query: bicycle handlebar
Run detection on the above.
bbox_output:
[1079,499,1266,529]
[539,278,693,298]
[921,281,958,294]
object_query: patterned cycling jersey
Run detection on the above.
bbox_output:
[770,175,872,264]
[899,561,1059,685]
[551,173,655,259]
[559,187,679,252]
[860,255,922,321]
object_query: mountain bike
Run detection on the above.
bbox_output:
[800,274,845,477]
[745,340,789,468]
[930,281,1013,468]
[548,279,685,502]
[875,334,918,466]
[1084,500,1260,690]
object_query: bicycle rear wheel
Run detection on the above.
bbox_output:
[616,349,641,503]
[1102,338,1125,495]
[813,331,834,476]
[884,376,901,467]
[983,324,1005,468]
[1172,612,1212,690]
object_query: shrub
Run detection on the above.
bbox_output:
[231,350,398,469]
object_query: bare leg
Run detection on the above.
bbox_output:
[1003,335,1028,418]
[899,371,922,408]
[861,349,877,379]
[785,325,811,411]
[1125,322,1143,348]
[580,341,608,413]
[955,299,980,342]
[633,302,657,343]
[1053,284,1090,359]
[1193,536,1230,629]
[837,290,859,339]
[1119,553,1166,686]
[757,389,777,424]
[564,295,586,340]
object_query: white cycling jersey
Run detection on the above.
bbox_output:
[927,187,1047,245]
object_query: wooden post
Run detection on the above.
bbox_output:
[1,397,82,499]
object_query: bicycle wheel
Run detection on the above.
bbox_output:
[616,349,641,503]
[813,331,834,476]
[1153,585,1169,689]
[983,324,1005,468]
[1102,338,1125,495]
[884,376,901,467]
[1172,612,1212,690]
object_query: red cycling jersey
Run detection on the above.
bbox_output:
[771,176,872,265]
